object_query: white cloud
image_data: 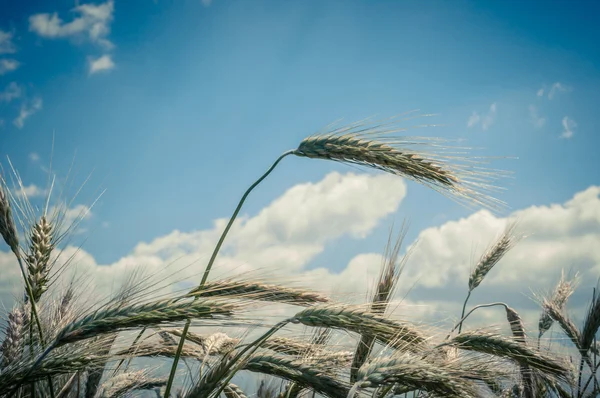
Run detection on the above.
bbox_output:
[0,59,19,75]
[29,0,114,49]
[536,88,544,97]
[466,112,480,128]
[528,105,546,129]
[467,103,497,130]
[13,97,43,128]
[88,54,114,74]
[0,30,16,54]
[29,152,40,162]
[2,171,599,335]
[0,82,22,102]
[14,184,48,199]
[548,82,571,100]
[560,116,577,139]
[201,0,213,6]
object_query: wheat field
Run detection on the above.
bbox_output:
[0,118,598,398]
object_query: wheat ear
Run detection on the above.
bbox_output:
[445,331,570,381]
[353,353,478,398]
[458,221,521,333]
[188,279,329,306]
[1,305,26,369]
[244,354,349,398]
[351,228,407,382]
[538,271,579,341]
[294,118,508,211]
[25,216,54,303]
[224,383,247,398]
[291,305,426,352]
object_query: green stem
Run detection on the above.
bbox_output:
[457,290,472,334]
[163,151,294,397]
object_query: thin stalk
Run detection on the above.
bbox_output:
[164,151,294,397]
[457,290,471,334]
[446,301,508,339]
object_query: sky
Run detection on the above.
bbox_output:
[0,0,599,346]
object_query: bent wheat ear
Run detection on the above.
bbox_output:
[290,305,426,351]
[294,118,508,211]
[0,180,19,254]
[189,280,329,306]
[447,331,570,381]
[538,271,579,339]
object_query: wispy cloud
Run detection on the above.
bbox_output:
[528,105,546,129]
[538,82,572,100]
[0,82,22,103]
[467,102,497,130]
[0,30,16,54]
[29,152,41,162]
[88,54,114,74]
[548,82,572,100]
[13,97,43,128]
[560,116,577,139]
[29,0,115,50]
[0,59,19,75]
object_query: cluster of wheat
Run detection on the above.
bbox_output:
[0,115,598,397]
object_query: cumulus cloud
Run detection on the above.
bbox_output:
[1,171,598,334]
[528,105,546,129]
[0,82,22,103]
[13,97,43,128]
[88,54,114,74]
[29,0,115,49]
[561,116,577,139]
[0,30,16,54]
[467,103,497,130]
[0,59,19,75]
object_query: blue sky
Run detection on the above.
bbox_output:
[1,0,599,335]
